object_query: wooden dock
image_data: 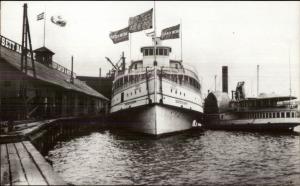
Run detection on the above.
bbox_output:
[1,141,66,185]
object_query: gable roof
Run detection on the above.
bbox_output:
[1,44,109,101]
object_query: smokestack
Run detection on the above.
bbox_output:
[70,56,74,84]
[222,66,228,93]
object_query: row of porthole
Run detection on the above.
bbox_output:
[113,89,142,103]
[126,89,142,97]
[247,111,297,119]
[170,88,200,103]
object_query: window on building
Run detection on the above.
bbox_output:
[149,49,153,55]
[163,49,168,56]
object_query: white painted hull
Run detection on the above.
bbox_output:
[109,104,201,135]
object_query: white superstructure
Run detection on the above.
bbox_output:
[109,40,203,135]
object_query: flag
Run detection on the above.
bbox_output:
[145,31,155,38]
[128,8,153,33]
[37,12,44,21]
[160,24,180,40]
[109,27,129,44]
[50,15,67,27]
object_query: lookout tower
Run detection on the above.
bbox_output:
[34,47,55,67]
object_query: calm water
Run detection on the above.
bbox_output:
[47,129,300,185]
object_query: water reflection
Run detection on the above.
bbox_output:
[47,129,300,185]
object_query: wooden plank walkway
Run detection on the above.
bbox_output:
[0,141,66,185]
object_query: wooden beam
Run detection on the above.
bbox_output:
[15,142,47,185]
[6,143,28,185]
[1,144,11,185]
[23,141,66,185]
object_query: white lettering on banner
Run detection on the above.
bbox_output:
[0,35,31,57]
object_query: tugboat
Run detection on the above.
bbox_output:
[204,66,300,132]
[108,38,203,135]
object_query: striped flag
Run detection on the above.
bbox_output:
[160,24,180,40]
[37,12,45,21]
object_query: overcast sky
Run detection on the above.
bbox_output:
[1,1,299,98]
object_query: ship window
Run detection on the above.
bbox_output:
[175,64,178,69]
[163,49,168,56]
[156,48,159,55]
[286,112,290,118]
[292,112,295,118]
[149,49,153,55]
[281,112,284,118]
[134,64,137,70]
[145,49,149,56]
[121,93,124,103]
[273,113,276,118]
[277,112,280,118]
[159,48,163,55]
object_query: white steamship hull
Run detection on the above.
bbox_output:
[109,104,201,135]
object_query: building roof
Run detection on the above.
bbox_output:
[33,46,55,55]
[1,45,109,101]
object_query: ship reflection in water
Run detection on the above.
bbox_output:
[47,129,300,185]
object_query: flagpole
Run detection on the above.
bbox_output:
[43,10,46,47]
[130,33,132,62]
[153,0,157,65]
[180,19,182,62]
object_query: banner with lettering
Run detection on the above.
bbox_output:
[128,9,153,33]
[109,27,129,44]
[160,24,180,40]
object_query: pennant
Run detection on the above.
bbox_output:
[50,15,67,27]
[37,12,44,21]
[109,27,129,44]
[145,31,155,38]
[161,24,180,40]
[128,9,153,33]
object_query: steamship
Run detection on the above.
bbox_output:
[204,67,300,132]
[109,38,203,135]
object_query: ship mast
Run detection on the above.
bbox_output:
[153,0,157,66]
[288,44,292,106]
[153,0,157,106]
